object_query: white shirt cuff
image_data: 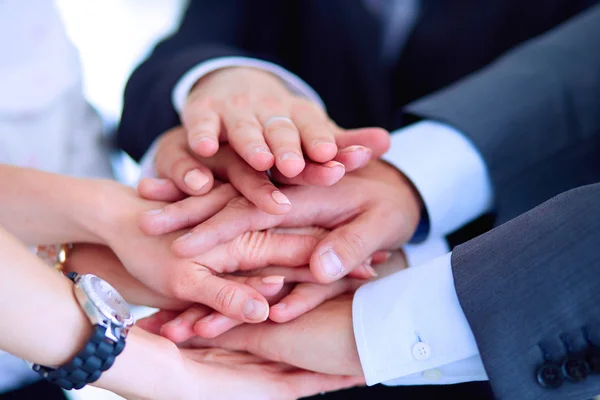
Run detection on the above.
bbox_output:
[171,56,325,114]
[353,252,487,386]
[382,121,493,238]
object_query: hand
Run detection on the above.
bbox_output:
[139,271,368,340]
[182,295,362,377]
[96,181,369,322]
[145,124,390,214]
[142,160,422,283]
[96,326,363,400]
[63,244,288,313]
[182,66,389,178]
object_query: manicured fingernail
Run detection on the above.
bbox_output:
[144,208,163,215]
[262,276,285,284]
[271,303,287,310]
[166,318,182,326]
[381,252,392,262]
[244,299,269,321]
[363,263,378,277]
[323,161,344,168]
[271,190,291,205]
[320,249,344,278]
[175,232,193,242]
[184,169,209,191]
[339,145,370,153]
[279,152,302,161]
[198,313,217,323]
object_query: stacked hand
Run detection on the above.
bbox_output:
[64,67,422,399]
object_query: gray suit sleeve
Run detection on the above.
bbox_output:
[404,4,600,222]
[452,183,600,399]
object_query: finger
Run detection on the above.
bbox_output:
[270,160,345,186]
[194,145,291,215]
[172,198,285,257]
[291,102,337,162]
[311,208,393,283]
[154,135,215,195]
[136,310,181,335]
[346,261,378,280]
[160,305,212,343]
[137,178,186,202]
[371,251,392,264]
[200,230,325,273]
[258,114,305,178]
[269,279,360,323]
[139,184,239,235]
[219,150,291,215]
[335,127,390,158]
[334,145,373,172]
[168,276,286,341]
[173,268,270,324]
[233,266,319,283]
[221,107,274,171]
[181,105,221,157]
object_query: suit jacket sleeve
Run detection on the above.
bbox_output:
[404,3,600,224]
[451,183,600,399]
[116,0,291,161]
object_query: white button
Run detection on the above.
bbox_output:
[423,368,442,381]
[412,342,431,360]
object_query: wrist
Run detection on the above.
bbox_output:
[94,327,190,400]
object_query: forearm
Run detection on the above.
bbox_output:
[0,225,91,366]
[0,226,188,399]
[0,164,121,245]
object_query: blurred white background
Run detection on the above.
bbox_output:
[54,1,187,399]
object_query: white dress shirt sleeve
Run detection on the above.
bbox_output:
[382,121,493,239]
[171,56,325,114]
[353,240,488,386]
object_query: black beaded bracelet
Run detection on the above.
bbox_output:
[32,325,125,390]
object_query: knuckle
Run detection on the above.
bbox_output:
[214,283,240,312]
[337,230,367,261]
[226,196,253,211]
[169,155,195,177]
[232,118,261,133]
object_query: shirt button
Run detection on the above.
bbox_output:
[412,342,431,360]
[423,368,441,381]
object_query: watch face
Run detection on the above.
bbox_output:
[82,275,132,325]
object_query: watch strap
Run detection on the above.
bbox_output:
[32,325,125,390]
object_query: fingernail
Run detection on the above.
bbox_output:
[191,136,217,147]
[198,313,217,323]
[320,249,344,278]
[175,232,193,243]
[323,161,344,168]
[381,251,392,262]
[183,169,209,191]
[271,303,287,310]
[363,263,378,277]
[262,276,285,284]
[252,146,270,154]
[271,190,291,205]
[279,152,303,161]
[338,146,367,153]
[166,318,182,326]
[243,299,269,321]
[144,208,163,215]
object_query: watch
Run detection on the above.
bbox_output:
[31,272,135,390]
